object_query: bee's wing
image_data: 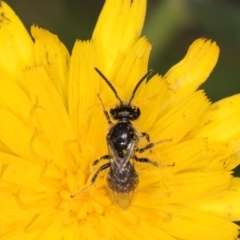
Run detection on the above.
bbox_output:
[111,188,136,210]
[107,141,137,210]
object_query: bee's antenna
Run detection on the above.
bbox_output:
[94,68,123,105]
[128,69,154,105]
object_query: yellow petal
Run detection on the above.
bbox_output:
[150,90,210,144]
[163,171,232,204]
[0,107,34,159]
[188,94,240,144]
[135,74,169,131]
[99,37,151,102]
[0,71,31,124]
[187,178,240,222]
[159,138,208,173]
[106,210,174,240]
[159,205,239,240]
[68,40,99,141]
[115,37,151,99]
[164,38,219,109]
[33,213,77,240]
[22,66,76,168]
[31,26,70,107]
[0,1,33,75]
[92,0,146,75]
[185,139,240,172]
[0,197,59,238]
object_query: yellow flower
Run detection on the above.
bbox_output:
[0,0,240,239]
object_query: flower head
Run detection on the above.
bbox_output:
[0,0,240,239]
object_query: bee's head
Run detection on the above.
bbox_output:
[110,104,140,121]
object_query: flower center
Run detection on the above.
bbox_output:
[59,167,112,221]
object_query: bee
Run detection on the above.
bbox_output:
[71,68,158,210]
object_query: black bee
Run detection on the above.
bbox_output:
[71,68,158,210]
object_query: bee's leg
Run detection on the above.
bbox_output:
[89,162,110,185]
[92,155,110,166]
[136,139,172,153]
[97,93,112,125]
[141,132,150,142]
[136,142,154,153]
[134,155,158,167]
[70,162,110,198]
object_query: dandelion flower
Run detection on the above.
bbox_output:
[0,0,240,239]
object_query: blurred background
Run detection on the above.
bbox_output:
[5,0,240,228]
